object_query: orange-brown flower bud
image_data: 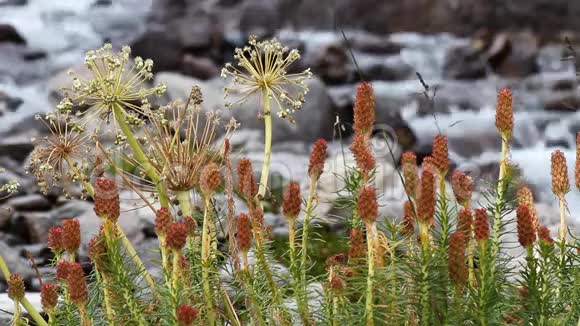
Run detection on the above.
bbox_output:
[353,81,375,135]
[7,274,25,301]
[308,138,328,180]
[432,135,449,175]
[495,88,513,137]
[183,216,197,237]
[177,304,197,326]
[357,186,378,224]
[576,132,580,190]
[236,213,252,253]
[451,170,473,205]
[62,218,81,254]
[41,283,58,312]
[417,168,436,225]
[402,151,418,197]
[457,208,473,238]
[551,150,570,196]
[237,158,256,200]
[538,225,554,246]
[326,253,347,268]
[403,200,415,219]
[351,133,375,176]
[166,222,188,251]
[517,187,539,232]
[474,209,489,242]
[200,163,221,196]
[283,182,301,220]
[154,208,172,236]
[348,227,366,261]
[94,177,120,222]
[517,204,536,248]
[56,259,71,281]
[48,226,64,254]
[330,274,346,292]
[448,232,467,287]
[66,262,88,307]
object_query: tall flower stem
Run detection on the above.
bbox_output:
[492,135,509,258]
[557,195,567,297]
[365,222,376,326]
[299,178,318,319]
[558,195,567,242]
[201,196,217,326]
[258,88,272,208]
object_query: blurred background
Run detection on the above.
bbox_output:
[2,0,580,314]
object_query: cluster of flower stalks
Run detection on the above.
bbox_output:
[1,39,579,326]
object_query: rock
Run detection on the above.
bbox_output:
[311,43,353,84]
[0,293,42,323]
[488,31,539,78]
[0,0,26,5]
[544,121,570,148]
[357,53,414,81]
[349,33,403,55]
[182,54,220,80]
[0,24,25,45]
[4,194,51,211]
[443,44,487,80]
[131,29,183,72]
[543,91,580,112]
[0,91,23,113]
[239,0,281,38]
[0,133,36,162]
[0,207,13,229]
[0,240,35,281]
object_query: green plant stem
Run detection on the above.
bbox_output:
[299,177,318,320]
[0,255,48,326]
[258,88,272,208]
[476,240,488,326]
[365,222,376,326]
[178,191,192,217]
[557,195,567,298]
[117,223,157,292]
[201,196,217,326]
[95,269,115,324]
[289,218,306,319]
[492,134,509,259]
[558,195,567,242]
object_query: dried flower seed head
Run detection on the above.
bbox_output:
[348,227,366,261]
[457,208,473,238]
[56,259,72,281]
[221,35,312,122]
[94,177,120,222]
[551,150,570,196]
[350,133,376,176]
[448,232,467,287]
[183,216,197,237]
[62,218,81,254]
[474,208,490,242]
[538,225,554,246]
[517,187,539,231]
[7,274,25,301]
[48,226,64,254]
[308,138,328,180]
[66,262,88,307]
[495,88,513,137]
[576,132,580,190]
[283,181,301,220]
[402,151,418,197]
[237,158,256,200]
[432,134,449,175]
[417,168,436,225]
[357,186,378,224]
[177,304,197,326]
[353,82,375,135]
[451,170,473,205]
[154,208,172,236]
[166,222,188,251]
[200,163,221,196]
[236,213,252,253]
[517,204,536,248]
[41,283,58,312]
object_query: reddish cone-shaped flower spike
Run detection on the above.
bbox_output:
[154,208,172,236]
[48,226,64,254]
[351,133,376,176]
[457,208,473,238]
[166,222,188,251]
[66,262,88,307]
[432,135,449,175]
[421,156,436,173]
[474,209,490,242]
[62,218,81,254]
[448,232,467,287]
[402,151,418,197]
[250,206,265,232]
[183,216,197,237]
[417,168,436,225]
[517,204,536,248]
[451,170,474,205]
[94,177,120,222]
[495,88,513,137]
[283,182,301,220]
[7,274,25,301]
[200,163,221,196]
[357,186,378,224]
[538,225,554,246]
[56,259,71,281]
[353,81,375,135]
[576,132,580,190]
[348,227,366,261]
[551,150,570,196]
[237,158,256,200]
[330,274,346,292]
[517,187,539,231]
[41,283,58,312]
[87,231,107,269]
[403,200,415,219]
[401,214,415,236]
[177,304,197,326]
[236,214,252,253]
[308,138,328,180]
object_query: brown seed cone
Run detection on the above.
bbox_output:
[48,226,64,254]
[357,186,378,224]
[576,132,580,190]
[517,204,536,248]
[282,181,301,220]
[200,162,221,195]
[183,216,197,237]
[308,138,328,180]
[236,213,252,253]
[154,208,172,236]
[166,222,188,251]
[7,274,25,300]
[432,134,449,175]
[402,151,418,197]
[457,208,473,238]
[538,225,554,246]
[474,208,490,241]
[237,158,256,200]
[350,133,376,176]
[66,262,88,307]
[94,177,120,222]
[56,259,71,281]
[41,283,58,312]
[451,170,474,205]
[448,232,468,287]
[353,81,375,135]
[495,88,513,137]
[177,304,197,326]
[417,168,436,225]
[517,187,539,232]
[348,227,366,262]
[551,150,570,196]
[62,219,81,254]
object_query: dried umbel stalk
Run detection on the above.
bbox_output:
[67,262,88,307]
[457,208,473,238]
[432,134,449,175]
[348,227,366,261]
[177,304,197,326]
[236,213,252,253]
[353,82,375,135]
[474,208,490,242]
[351,133,376,178]
[495,88,513,137]
[417,168,436,225]
[94,177,120,222]
[154,208,172,236]
[551,150,570,196]
[237,158,257,200]
[283,182,301,220]
[448,232,467,287]
[7,274,25,301]
[48,226,64,254]
[166,222,188,251]
[62,218,81,254]
[41,283,58,312]
[576,132,580,190]
[357,186,378,224]
[200,162,221,196]
[538,225,554,246]
[517,187,539,231]
[183,216,197,237]
[402,151,418,197]
[308,138,328,180]
[451,170,473,206]
[517,204,536,248]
